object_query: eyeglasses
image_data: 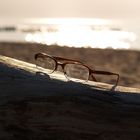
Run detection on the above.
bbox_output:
[34,52,119,86]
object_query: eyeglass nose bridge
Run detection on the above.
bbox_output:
[88,70,97,82]
[54,61,66,73]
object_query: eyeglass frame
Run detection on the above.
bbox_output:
[34,52,119,86]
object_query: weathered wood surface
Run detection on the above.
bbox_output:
[0,55,140,140]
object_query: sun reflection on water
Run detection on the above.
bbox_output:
[24,18,136,49]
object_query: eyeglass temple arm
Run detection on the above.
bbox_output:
[54,56,84,63]
[90,74,98,82]
[34,53,83,63]
[91,70,120,86]
[34,53,46,60]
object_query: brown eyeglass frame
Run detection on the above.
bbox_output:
[34,52,119,86]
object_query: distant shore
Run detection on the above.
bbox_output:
[0,42,139,88]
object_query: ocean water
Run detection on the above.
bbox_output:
[0,18,140,50]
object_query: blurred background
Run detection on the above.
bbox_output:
[0,0,140,49]
[0,0,140,87]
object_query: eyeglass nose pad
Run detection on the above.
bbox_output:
[62,67,67,76]
[61,65,70,81]
[90,74,97,82]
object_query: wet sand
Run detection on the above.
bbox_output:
[0,42,140,88]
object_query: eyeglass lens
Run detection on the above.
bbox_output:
[36,57,56,74]
[64,63,89,81]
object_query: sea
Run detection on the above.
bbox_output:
[0,18,140,51]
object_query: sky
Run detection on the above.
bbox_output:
[0,0,140,19]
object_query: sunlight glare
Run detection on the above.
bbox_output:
[24,18,136,49]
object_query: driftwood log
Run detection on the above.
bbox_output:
[0,55,140,140]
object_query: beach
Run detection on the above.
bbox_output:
[0,42,139,88]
